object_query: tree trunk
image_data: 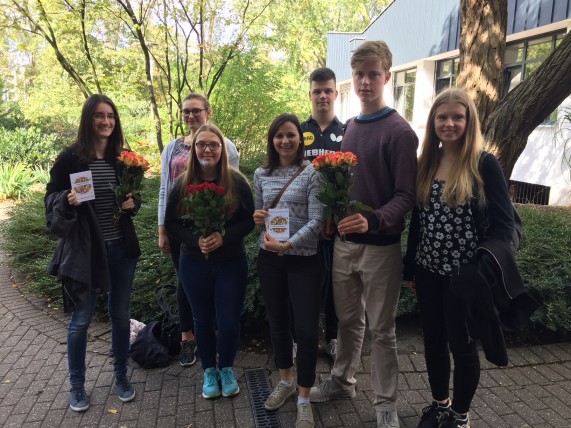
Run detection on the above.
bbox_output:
[484,30,571,179]
[114,0,164,153]
[457,0,507,126]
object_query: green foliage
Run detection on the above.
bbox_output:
[0,193,59,298]
[516,205,571,332]
[0,127,67,168]
[0,163,37,200]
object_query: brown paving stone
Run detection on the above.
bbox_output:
[233,406,255,427]
[510,401,546,425]
[212,398,234,422]
[542,395,571,419]
[477,389,513,416]
[316,403,343,427]
[339,412,366,427]
[533,407,570,426]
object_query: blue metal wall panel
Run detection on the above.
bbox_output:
[553,0,570,19]
[326,32,360,82]
[327,0,571,81]
[539,0,556,26]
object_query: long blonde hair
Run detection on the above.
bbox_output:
[177,124,244,215]
[417,87,486,208]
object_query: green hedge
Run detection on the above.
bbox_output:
[0,126,67,168]
[1,177,570,334]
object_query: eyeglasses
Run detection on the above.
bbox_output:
[93,113,116,121]
[195,142,222,151]
[181,108,207,117]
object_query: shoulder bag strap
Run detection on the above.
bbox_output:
[270,164,309,209]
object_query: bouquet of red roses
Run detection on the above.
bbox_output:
[183,182,229,258]
[112,150,150,224]
[312,151,372,240]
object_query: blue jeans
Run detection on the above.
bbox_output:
[178,253,248,370]
[67,239,137,388]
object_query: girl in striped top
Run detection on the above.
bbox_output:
[45,94,140,413]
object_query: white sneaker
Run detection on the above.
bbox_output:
[296,402,314,428]
[264,382,296,410]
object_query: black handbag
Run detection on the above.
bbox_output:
[155,284,181,356]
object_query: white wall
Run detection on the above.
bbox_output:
[511,102,571,205]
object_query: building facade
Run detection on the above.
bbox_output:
[327,0,571,205]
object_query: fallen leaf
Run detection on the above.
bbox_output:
[3,380,11,383]
[108,408,118,414]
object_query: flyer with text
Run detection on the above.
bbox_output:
[70,170,96,202]
[265,208,290,240]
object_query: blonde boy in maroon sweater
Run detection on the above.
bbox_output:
[310,41,418,428]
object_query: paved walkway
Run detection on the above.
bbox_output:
[2,246,571,427]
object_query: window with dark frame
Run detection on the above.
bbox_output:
[503,31,565,124]
[393,68,416,122]
[435,58,459,93]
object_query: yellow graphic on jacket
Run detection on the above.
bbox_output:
[303,132,315,146]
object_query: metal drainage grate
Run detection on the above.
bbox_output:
[245,368,283,428]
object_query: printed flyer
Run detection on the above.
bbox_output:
[265,208,289,240]
[70,170,96,202]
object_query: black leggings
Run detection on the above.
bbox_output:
[257,249,322,388]
[170,239,194,333]
[415,266,480,414]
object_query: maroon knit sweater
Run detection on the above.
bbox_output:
[341,109,418,245]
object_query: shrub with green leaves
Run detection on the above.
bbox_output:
[0,126,67,168]
[517,205,571,331]
[0,163,37,200]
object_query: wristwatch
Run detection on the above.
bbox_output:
[277,241,285,256]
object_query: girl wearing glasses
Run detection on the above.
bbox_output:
[45,94,140,412]
[157,93,239,367]
[164,124,254,399]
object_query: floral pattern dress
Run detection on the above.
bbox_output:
[415,179,479,276]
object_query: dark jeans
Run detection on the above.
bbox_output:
[289,241,337,342]
[178,253,248,370]
[415,265,480,414]
[169,239,194,333]
[320,239,338,342]
[68,239,137,387]
[257,249,322,388]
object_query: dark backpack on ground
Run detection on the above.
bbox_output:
[475,151,524,250]
[156,284,181,356]
[129,321,172,369]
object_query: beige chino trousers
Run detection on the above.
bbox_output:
[330,239,402,411]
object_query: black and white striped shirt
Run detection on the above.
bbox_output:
[89,159,123,241]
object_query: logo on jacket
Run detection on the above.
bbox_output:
[303,132,315,146]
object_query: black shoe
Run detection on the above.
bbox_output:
[438,409,469,428]
[180,339,197,366]
[417,401,450,428]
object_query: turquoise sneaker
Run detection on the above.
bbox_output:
[219,367,240,397]
[202,367,221,399]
